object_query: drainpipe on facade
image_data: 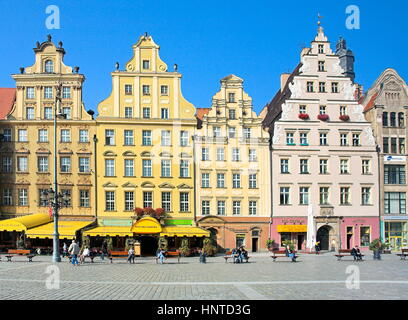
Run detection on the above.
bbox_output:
[192,135,197,226]
[93,134,98,221]
[268,130,273,241]
[376,144,382,242]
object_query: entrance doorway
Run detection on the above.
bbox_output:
[139,236,158,256]
[316,225,332,250]
[297,234,304,250]
[251,238,258,253]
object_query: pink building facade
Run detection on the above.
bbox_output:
[262,25,380,252]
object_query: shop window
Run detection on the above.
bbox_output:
[236,234,245,248]
[360,227,370,247]
[280,233,291,247]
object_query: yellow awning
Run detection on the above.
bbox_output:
[83,226,133,237]
[277,225,307,233]
[160,226,210,237]
[131,217,162,234]
[26,221,93,239]
[0,214,52,232]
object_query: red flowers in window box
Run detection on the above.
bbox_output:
[155,208,165,217]
[134,207,144,217]
[339,115,350,121]
[143,207,156,216]
[318,114,329,121]
[298,113,309,120]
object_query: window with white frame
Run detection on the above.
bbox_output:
[280,187,290,205]
[143,107,151,119]
[160,85,168,95]
[217,200,226,215]
[299,105,307,114]
[79,130,89,143]
[362,160,371,174]
[318,61,325,72]
[125,107,133,118]
[320,187,330,205]
[60,157,71,173]
[320,159,328,174]
[180,131,188,147]
[161,108,169,119]
[228,127,236,138]
[213,127,221,137]
[161,192,171,212]
[18,188,28,206]
[232,148,240,161]
[229,109,236,119]
[318,44,324,53]
[124,130,134,146]
[307,82,314,92]
[142,85,150,95]
[228,92,235,103]
[201,173,210,188]
[299,187,309,205]
[60,129,71,142]
[125,84,133,95]
[340,159,349,174]
[201,147,209,161]
[249,174,257,188]
[161,160,171,177]
[300,132,308,145]
[232,201,241,215]
[202,200,210,215]
[26,87,35,99]
[44,86,53,99]
[340,133,348,146]
[38,156,49,172]
[3,129,11,141]
[125,191,134,211]
[38,189,48,207]
[249,201,257,215]
[300,159,309,174]
[18,156,28,172]
[217,173,225,188]
[142,130,152,146]
[105,159,115,176]
[243,127,251,139]
[3,189,12,206]
[2,157,12,173]
[319,82,326,93]
[232,173,241,188]
[352,133,360,146]
[340,106,347,116]
[143,191,153,208]
[214,148,224,161]
[79,190,90,207]
[281,159,289,173]
[180,160,189,177]
[340,187,351,205]
[180,192,189,212]
[18,129,28,142]
[105,191,115,211]
[44,60,54,73]
[26,107,35,120]
[38,129,48,142]
[331,82,339,93]
[62,87,71,99]
[286,132,294,145]
[44,107,53,120]
[142,159,152,177]
[361,187,371,205]
[105,130,115,145]
[142,60,150,70]
[161,130,171,146]
[319,133,328,146]
[124,159,134,177]
[319,105,326,114]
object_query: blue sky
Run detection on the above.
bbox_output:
[0,0,406,114]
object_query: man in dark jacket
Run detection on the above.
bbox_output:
[351,246,363,261]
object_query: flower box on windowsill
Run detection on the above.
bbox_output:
[318,114,329,121]
[298,113,309,120]
[286,143,296,146]
[339,115,350,121]
[300,143,309,146]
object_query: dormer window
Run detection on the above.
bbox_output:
[44,60,54,73]
[142,60,150,70]
[318,44,324,54]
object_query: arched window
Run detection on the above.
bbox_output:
[44,60,54,73]
[382,112,388,127]
[390,112,396,127]
[398,112,405,127]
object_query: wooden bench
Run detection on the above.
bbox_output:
[335,249,364,261]
[155,251,180,263]
[5,249,35,262]
[271,250,298,262]
[396,248,408,260]
[109,251,129,263]
[223,251,251,263]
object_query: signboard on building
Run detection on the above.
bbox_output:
[384,155,406,162]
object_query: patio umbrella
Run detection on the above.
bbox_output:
[306,202,315,252]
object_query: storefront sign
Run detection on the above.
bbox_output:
[101,219,133,227]
[384,155,406,162]
[277,225,307,233]
[131,217,162,234]
[165,219,193,226]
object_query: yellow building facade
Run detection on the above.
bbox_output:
[0,36,96,248]
[194,75,271,252]
[95,34,207,253]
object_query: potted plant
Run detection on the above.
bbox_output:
[134,207,144,218]
[143,207,156,217]
[318,114,329,121]
[158,236,168,251]
[339,114,350,121]
[282,240,295,251]
[369,238,386,259]
[202,237,217,256]
[179,237,190,257]
[266,239,276,251]
[298,113,309,120]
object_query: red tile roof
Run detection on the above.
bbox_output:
[196,108,211,120]
[0,88,16,119]
[363,92,378,113]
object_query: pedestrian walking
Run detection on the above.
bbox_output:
[127,247,135,264]
[101,240,107,261]
[68,240,80,266]
[199,249,207,263]
[62,242,68,258]
[315,241,320,255]
[157,247,165,264]
[374,240,382,260]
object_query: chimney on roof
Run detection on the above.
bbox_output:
[280,73,291,90]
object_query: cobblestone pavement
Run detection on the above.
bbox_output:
[0,252,407,300]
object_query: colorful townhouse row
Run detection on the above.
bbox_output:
[0,24,406,254]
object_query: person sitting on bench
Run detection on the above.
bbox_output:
[351,245,363,261]
[80,246,90,263]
